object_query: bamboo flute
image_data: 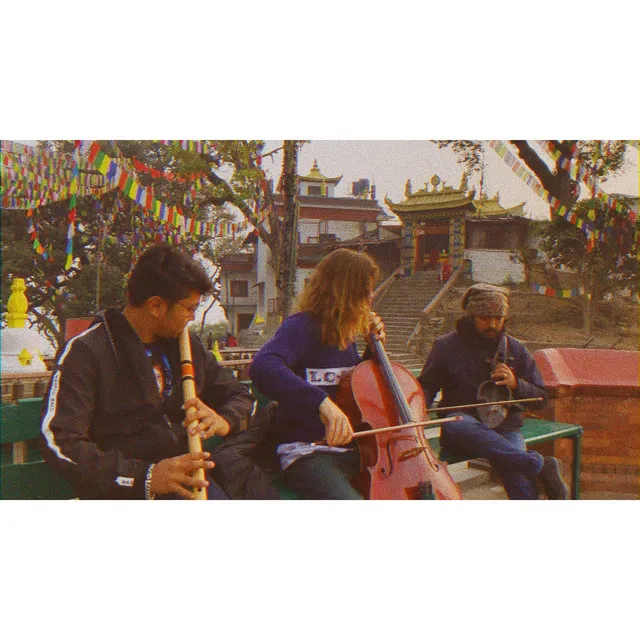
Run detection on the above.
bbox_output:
[179,327,208,500]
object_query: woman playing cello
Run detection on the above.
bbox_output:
[249,249,385,499]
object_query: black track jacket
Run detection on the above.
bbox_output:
[40,309,254,499]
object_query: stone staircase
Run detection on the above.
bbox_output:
[358,270,443,369]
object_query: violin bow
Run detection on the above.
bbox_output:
[429,397,544,413]
[179,327,208,500]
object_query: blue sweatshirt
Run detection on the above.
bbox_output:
[249,312,362,444]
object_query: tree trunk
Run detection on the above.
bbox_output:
[583,292,592,337]
[279,140,300,319]
[509,140,578,209]
[582,267,594,338]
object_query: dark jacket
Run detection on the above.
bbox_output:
[40,309,254,499]
[418,317,547,431]
[208,401,286,500]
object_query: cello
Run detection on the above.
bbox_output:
[336,334,462,500]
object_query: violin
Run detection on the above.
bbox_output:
[336,335,462,500]
[477,334,512,428]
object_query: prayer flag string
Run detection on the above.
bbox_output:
[530,281,584,299]
[65,141,80,270]
[489,141,637,252]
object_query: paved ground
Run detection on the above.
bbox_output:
[448,462,638,500]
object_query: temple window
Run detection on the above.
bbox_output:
[230,280,249,297]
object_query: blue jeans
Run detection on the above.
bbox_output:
[282,449,364,500]
[441,412,544,500]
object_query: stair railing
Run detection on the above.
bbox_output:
[371,266,404,306]
[406,263,467,355]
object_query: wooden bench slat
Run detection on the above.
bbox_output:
[219,359,253,367]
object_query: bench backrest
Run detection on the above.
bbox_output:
[1,397,74,500]
[1,397,46,444]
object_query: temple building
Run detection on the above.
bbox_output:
[219,161,399,335]
[385,172,531,284]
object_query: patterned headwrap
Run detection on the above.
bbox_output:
[461,283,509,317]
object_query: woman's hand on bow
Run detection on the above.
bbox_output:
[319,397,354,446]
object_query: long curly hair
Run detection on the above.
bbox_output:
[294,249,379,349]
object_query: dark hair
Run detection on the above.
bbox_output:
[126,243,213,306]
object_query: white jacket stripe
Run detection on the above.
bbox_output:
[41,324,102,463]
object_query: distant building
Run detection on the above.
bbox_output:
[219,161,399,334]
[385,172,532,285]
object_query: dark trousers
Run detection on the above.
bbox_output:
[282,449,364,500]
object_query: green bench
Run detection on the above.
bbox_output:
[0,392,583,500]
[1,397,75,500]
[241,382,583,499]
[426,418,583,500]
[265,419,583,500]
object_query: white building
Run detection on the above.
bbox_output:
[220,161,396,335]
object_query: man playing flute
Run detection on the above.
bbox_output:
[41,244,253,499]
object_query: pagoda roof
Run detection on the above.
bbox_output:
[385,174,475,214]
[298,159,342,185]
[470,194,526,218]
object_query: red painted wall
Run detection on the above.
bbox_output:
[533,349,639,494]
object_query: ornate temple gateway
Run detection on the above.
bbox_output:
[385,172,529,280]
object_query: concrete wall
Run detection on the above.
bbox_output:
[465,249,525,285]
[298,219,372,243]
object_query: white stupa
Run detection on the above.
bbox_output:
[1,278,48,373]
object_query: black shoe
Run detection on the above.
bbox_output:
[539,456,569,500]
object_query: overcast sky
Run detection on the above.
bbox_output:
[262,140,639,220]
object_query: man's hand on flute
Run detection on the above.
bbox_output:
[182,397,231,439]
[151,452,215,500]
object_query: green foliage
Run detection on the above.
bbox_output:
[62,263,126,317]
[575,141,627,188]
[199,321,230,342]
[2,140,267,351]
[436,140,484,172]
[537,198,638,299]
[437,140,632,213]
[211,235,246,263]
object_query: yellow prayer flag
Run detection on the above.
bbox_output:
[99,155,111,175]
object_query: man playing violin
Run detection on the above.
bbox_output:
[41,244,254,499]
[249,249,385,499]
[418,283,569,499]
